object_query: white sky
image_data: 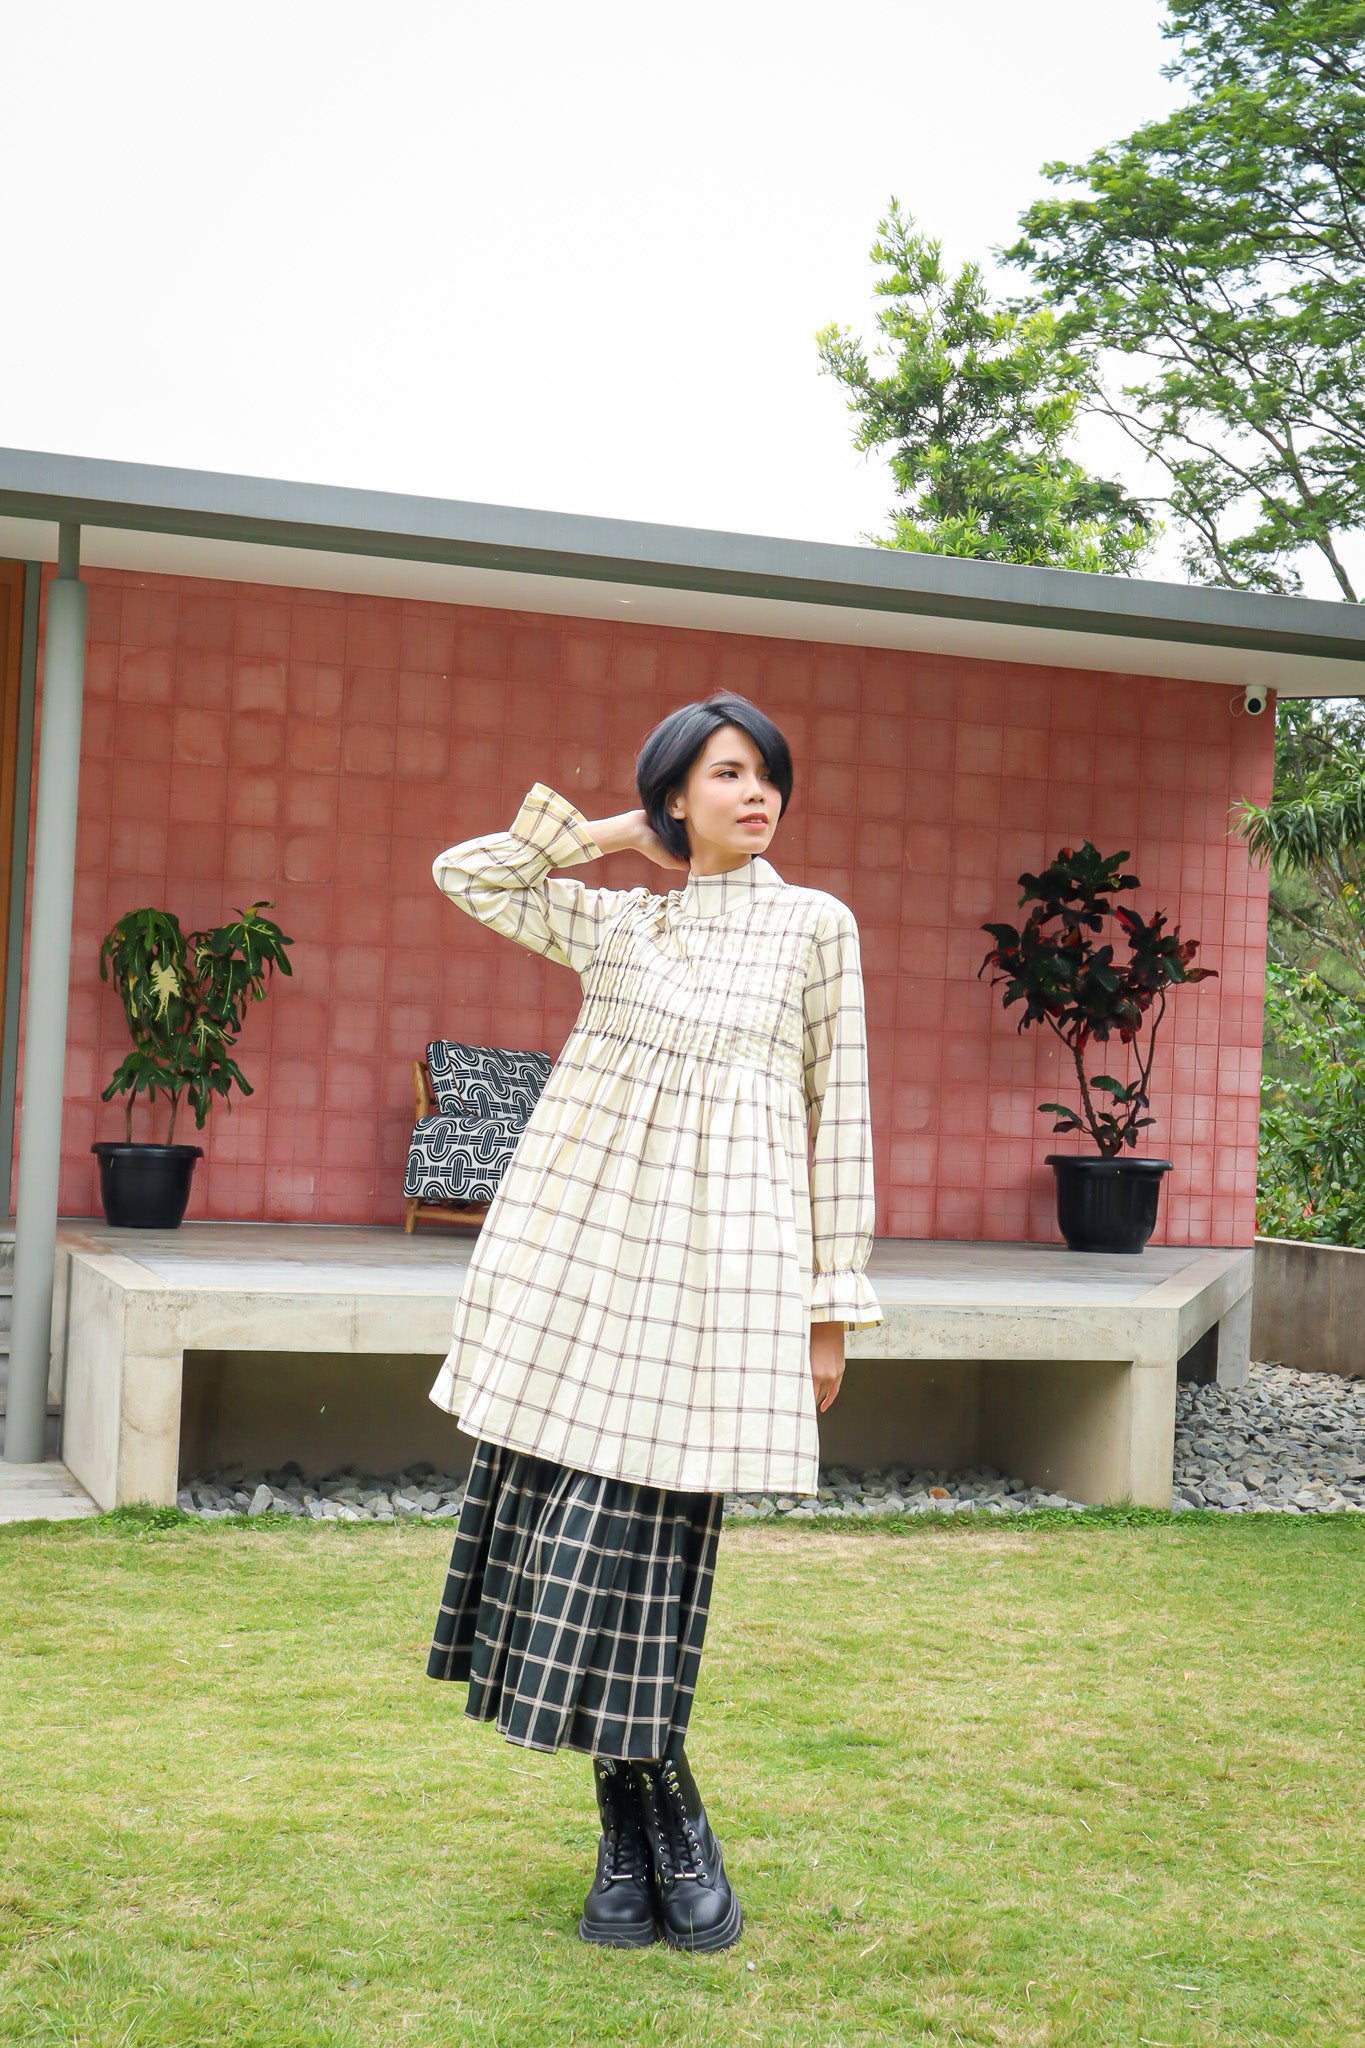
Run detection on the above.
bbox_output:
[3,1,1182,554]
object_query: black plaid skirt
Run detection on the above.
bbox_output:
[426,1439,724,1758]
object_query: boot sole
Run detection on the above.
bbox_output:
[661,1888,744,1954]
[577,1911,660,1948]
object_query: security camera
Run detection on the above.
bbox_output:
[1242,685,1270,716]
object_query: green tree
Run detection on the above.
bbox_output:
[1239,698,1365,990]
[1258,964,1365,1242]
[1011,0,1365,599]
[1237,700,1365,1242]
[817,203,1154,572]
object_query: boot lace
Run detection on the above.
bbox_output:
[655,1760,706,1882]
[602,1815,645,1882]
[597,1763,646,1883]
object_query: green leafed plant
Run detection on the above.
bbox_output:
[1258,964,1365,1245]
[1238,698,1365,993]
[979,845,1216,1156]
[99,903,294,1143]
[817,201,1155,573]
[1010,0,1365,599]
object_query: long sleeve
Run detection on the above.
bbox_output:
[432,783,649,978]
[802,901,883,1329]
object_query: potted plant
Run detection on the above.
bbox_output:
[94,903,294,1228]
[979,844,1216,1254]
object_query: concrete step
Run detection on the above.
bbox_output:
[0,1459,98,1523]
[0,1227,53,1431]
[0,1260,25,1403]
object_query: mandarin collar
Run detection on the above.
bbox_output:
[666,855,785,923]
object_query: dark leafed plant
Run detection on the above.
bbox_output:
[99,904,294,1142]
[979,845,1216,1157]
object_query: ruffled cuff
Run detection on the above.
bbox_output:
[509,783,603,869]
[809,1267,883,1329]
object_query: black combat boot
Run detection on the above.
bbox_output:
[577,1756,659,1947]
[631,1747,743,1953]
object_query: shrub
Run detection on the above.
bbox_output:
[1258,965,1365,1245]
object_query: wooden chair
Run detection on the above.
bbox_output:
[403,1058,488,1233]
[403,1041,552,1234]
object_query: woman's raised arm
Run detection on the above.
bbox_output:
[433,783,683,977]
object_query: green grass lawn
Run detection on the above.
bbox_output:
[1,1511,1362,2048]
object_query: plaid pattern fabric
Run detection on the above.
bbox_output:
[427,1438,723,1758]
[428,783,882,1496]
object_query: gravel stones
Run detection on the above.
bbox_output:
[175,1462,469,1523]
[178,1460,1094,1523]
[1174,1362,1365,1515]
[724,1463,1090,1517]
[174,1362,1365,1522]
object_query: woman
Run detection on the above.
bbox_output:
[424,690,882,1953]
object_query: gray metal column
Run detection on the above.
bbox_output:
[4,525,86,1465]
[0,563,42,1202]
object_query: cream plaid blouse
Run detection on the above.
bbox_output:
[427,784,882,1495]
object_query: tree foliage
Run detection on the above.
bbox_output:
[1011,0,1365,598]
[1239,697,1365,991]
[99,903,294,1142]
[979,844,1215,1157]
[1239,698,1365,1242]
[817,203,1154,572]
[1258,964,1365,1241]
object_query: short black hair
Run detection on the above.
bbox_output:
[635,692,795,862]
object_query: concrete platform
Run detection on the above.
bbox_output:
[51,1222,1254,1511]
[0,1460,99,1524]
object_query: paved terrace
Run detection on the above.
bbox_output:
[48,1222,1253,1513]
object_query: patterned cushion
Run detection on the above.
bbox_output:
[426,1041,552,1121]
[405,1115,525,1204]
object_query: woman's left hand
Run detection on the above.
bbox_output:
[810,1319,846,1413]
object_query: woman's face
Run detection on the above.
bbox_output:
[667,723,783,873]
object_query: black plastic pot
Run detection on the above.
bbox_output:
[1044,1154,1173,1255]
[91,1142,203,1229]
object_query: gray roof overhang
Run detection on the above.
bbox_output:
[2,446,1362,695]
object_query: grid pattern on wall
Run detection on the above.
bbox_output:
[15,567,1274,1243]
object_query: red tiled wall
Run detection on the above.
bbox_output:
[18,567,1274,1243]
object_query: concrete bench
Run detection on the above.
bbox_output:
[828,1240,1251,1505]
[51,1224,1253,1510]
